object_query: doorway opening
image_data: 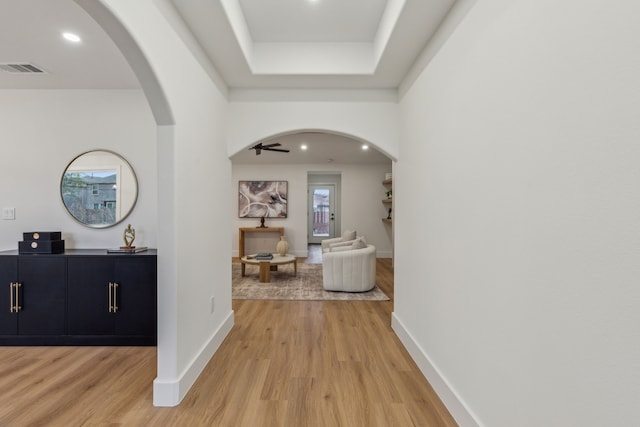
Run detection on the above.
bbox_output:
[307,173,341,245]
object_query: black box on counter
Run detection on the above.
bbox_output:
[19,239,65,254]
[22,231,62,241]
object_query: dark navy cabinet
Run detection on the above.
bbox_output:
[0,256,18,335]
[67,255,156,341]
[0,256,65,337]
[0,249,156,345]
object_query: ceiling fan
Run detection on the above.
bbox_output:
[249,142,290,155]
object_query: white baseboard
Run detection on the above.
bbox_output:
[376,250,393,259]
[153,310,235,407]
[391,313,481,427]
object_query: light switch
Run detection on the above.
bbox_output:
[2,207,15,220]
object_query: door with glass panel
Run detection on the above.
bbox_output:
[308,184,336,244]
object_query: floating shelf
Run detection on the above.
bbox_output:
[382,198,392,203]
[382,218,392,223]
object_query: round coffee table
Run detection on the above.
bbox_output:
[240,254,297,283]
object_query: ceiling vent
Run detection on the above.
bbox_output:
[0,63,47,74]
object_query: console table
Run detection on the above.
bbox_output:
[238,227,284,277]
[238,227,284,258]
[0,249,157,346]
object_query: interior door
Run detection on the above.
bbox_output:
[308,184,336,244]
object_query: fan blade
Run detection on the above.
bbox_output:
[261,142,282,148]
[248,142,287,155]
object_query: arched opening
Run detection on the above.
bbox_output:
[73,0,179,406]
[65,2,399,410]
[231,129,394,261]
[76,1,235,409]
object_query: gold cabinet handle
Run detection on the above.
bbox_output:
[14,283,22,312]
[113,283,119,313]
[108,282,113,313]
[10,283,15,313]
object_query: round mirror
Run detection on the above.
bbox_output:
[60,150,138,228]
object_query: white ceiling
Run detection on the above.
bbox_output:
[0,0,456,163]
[0,0,139,89]
[171,0,455,89]
[230,132,391,165]
[237,0,388,43]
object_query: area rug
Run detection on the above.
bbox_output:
[232,263,389,301]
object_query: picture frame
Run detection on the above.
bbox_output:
[238,180,288,218]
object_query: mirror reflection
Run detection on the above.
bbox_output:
[60,150,138,228]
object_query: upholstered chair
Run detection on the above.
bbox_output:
[321,229,359,253]
[322,242,376,292]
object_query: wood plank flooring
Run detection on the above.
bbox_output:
[0,256,456,426]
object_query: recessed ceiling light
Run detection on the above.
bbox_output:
[362,144,369,150]
[300,144,308,151]
[62,32,81,43]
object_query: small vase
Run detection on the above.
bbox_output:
[276,236,289,256]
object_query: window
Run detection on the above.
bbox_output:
[92,184,99,195]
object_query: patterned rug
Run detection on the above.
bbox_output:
[232,263,389,301]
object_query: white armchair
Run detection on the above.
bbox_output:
[322,244,376,292]
[321,229,360,253]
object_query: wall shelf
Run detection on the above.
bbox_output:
[382,178,392,223]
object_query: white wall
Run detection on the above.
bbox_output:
[394,1,640,426]
[0,90,157,251]
[227,101,400,161]
[232,162,393,257]
[99,0,233,407]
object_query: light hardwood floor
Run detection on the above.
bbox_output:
[0,256,456,426]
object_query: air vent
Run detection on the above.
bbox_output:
[0,63,47,74]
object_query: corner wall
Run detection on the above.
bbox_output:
[395,1,640,426]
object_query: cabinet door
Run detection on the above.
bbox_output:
[67,258,114,335]
[17,257,66,335]
[113,257,156,337]
[0,257,18,335]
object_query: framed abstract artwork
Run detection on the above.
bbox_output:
[238,180,288,218]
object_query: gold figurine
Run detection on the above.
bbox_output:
[122,224,136,248]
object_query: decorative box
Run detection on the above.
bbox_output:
[19,239,65,254]
[23,231,62,241]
